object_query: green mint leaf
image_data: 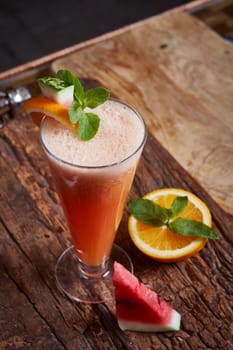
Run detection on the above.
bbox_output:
[56,69,84,104]
[73,80,84,105]
[168,218,218,239]
[128,198,169,226]
[37,77,70,91]
[68,101,83,124]
[56,69,77,85]
[38,69,110,141]
[78,112,100,141]
[169,196,188,218]
[83,87,110,108]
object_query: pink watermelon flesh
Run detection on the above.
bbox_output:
[113,262,181,332]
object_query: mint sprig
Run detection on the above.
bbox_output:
[128,195,218,240]
[38,69,110,141]
[37,76,70,91]
[58,70,109,140]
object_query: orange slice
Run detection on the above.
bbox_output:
[23,97,75,129]
[128,188,211,262]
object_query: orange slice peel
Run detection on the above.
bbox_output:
[128,188,211,262]
[23,96,75,129]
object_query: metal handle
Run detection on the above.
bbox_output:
[0,86,31,128]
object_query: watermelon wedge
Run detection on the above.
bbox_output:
[113,262,181,332]
[38,79,74,107]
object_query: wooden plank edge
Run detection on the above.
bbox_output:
[0,0,217,85]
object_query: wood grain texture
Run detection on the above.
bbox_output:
[1,11,233,350]
[0,110,132,349]
[0,0,216,83]
[53,12,233,216]
[195,0,233,38]
[0,107,232,349]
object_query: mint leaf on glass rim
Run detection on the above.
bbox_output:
[69,102,100,141]
[56,69,77,86]
[69,101,83,124]
[38,69,110,141]
[77,112,100,141]
[83,87,110,108]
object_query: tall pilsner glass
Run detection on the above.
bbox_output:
[40,98,147,303]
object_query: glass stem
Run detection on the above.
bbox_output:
[78,259,110,279]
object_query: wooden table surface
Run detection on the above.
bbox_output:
[0,10,232,350]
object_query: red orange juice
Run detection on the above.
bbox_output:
[40,99,146,269]
[48,161,136,266]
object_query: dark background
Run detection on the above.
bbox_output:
[0,0,192,73]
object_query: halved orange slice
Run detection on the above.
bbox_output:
[128,188,211,262]
[23,97,75,129]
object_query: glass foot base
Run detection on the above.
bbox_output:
[55,244,133,304]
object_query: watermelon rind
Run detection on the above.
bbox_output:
[118,308,181,332]
[39,82,74,107]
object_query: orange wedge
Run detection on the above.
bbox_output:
[23,97,75,129]
[128,188,211,262]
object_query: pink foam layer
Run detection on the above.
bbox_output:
[42,100,144,167]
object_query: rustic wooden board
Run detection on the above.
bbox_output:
[0,10,232,350]
[195,0,233,38]
[52,11,233,216]
[0,104,232,349]
[0,0,216,83]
